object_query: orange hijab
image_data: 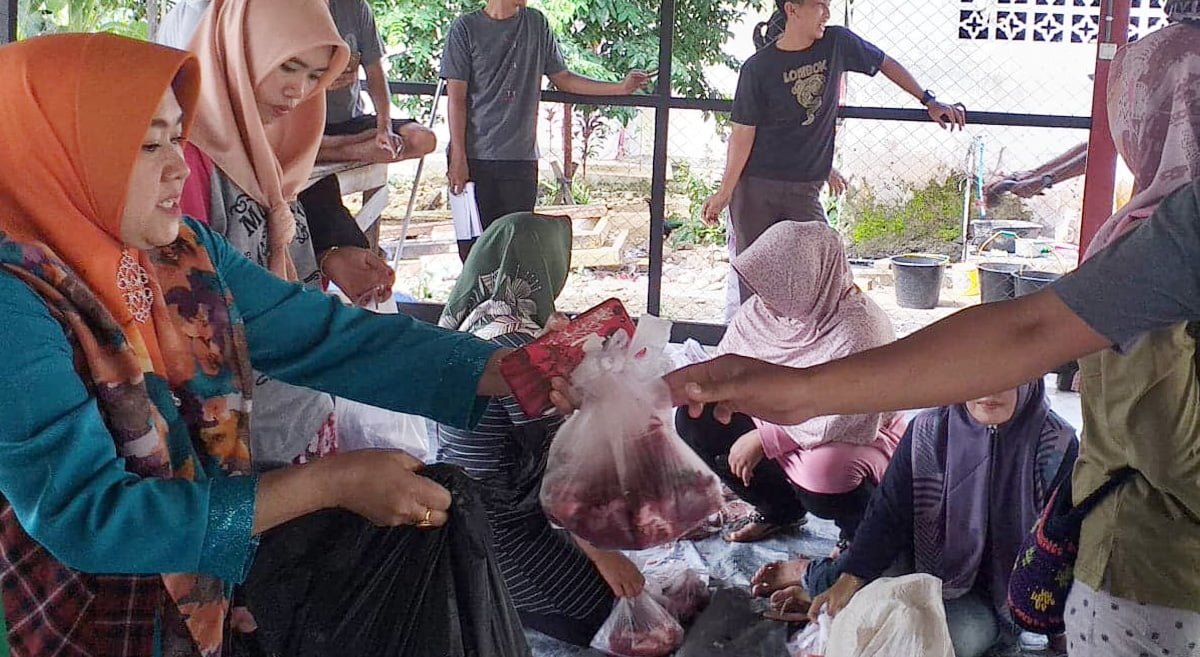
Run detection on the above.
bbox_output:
[0,33,257,656]
[187,0,349,279]
[0,33,200,376]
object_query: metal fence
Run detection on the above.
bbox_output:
[373,0,1152,342]
[6,0,1145,343]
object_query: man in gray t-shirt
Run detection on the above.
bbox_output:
[440,0,651,261]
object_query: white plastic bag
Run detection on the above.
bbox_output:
[334,397,430,462]
[540,316,722,549]
[663,338,710,370]
[591,592,685,657]
[824,574,954,657]
[329,291,429,461]
[786,611,830,657]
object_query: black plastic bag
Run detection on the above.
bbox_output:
[241,463,531,657]
[674,587,789,657]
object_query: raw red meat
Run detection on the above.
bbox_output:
[603,623,684,657]
[540,313,722,550]
[651,569,710,624]
[541,419,722,550]
[591,593,685,657]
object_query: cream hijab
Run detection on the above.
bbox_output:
[187,0,349,279]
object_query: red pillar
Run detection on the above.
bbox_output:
[1078,0,1133,259]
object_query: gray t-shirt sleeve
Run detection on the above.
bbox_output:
[1052,181,1200,349]
[440,18,472,81]
[540,14,567,76]
[355,0,385,66]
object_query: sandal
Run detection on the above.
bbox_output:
[722,512,807,543]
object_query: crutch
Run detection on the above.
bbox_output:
[392,78,446,269]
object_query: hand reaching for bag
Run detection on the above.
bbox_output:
[807,573,866,621]
[329,450,452,528]
[575,537,646,598]
[320,246,395,306]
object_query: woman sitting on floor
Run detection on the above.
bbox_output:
[436,212,645,646]
[676,221,906,550]
[765,380,1077,657]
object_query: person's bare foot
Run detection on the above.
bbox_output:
[763,585,812,622]
[750,558,811,598]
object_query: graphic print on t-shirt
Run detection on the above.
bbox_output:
[730,26,884,183]
[783,60,828,126]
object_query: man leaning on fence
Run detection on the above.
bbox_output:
[705,0,967,300]
[439,0,653,262]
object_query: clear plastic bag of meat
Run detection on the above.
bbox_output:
[591,592,686,657]
[540,316,722,550]
[648,568,711,624]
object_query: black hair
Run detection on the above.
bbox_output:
[752,8,788,49]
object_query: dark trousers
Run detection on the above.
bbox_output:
[458,159,539,261]
[519,604,614,647]
[325,113,416,137]
[297,174,370,255]
[675,405,875,542]
[296,115,419,254]
[729,176,827,301]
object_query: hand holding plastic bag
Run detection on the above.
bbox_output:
[786,609,831,657]
[824,574,954,657]
[540,316,722,549]
[592,592,686,657]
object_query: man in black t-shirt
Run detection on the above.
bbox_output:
[706,0,965,301]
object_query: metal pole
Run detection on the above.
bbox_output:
[391,77,445,268]
[3,0,17,44]
[646,0,675,317]
[147,0,159,42]
[1078,0,1131,258]
[961,140,975,261]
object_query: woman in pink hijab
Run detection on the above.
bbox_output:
[675,222,906,564]
[178,0,398,472]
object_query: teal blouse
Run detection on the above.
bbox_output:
[0,218,497,586]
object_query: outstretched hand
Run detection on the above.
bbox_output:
[663,354,813,426]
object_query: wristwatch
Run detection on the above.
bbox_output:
[1041,173,1055,190]
[920,89,937,107]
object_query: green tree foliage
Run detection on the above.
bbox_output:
[19,0,148,38]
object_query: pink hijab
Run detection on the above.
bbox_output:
[186,0,349,279]
[719,222,896,447]
[1085,23,1200,258]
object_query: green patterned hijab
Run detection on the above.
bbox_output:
[438,212,572,338]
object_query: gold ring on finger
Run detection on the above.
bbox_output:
[416,507,434,528]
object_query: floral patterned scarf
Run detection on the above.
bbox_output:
[0,34,254,657]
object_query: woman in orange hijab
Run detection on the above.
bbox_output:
[0,33,508,656]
